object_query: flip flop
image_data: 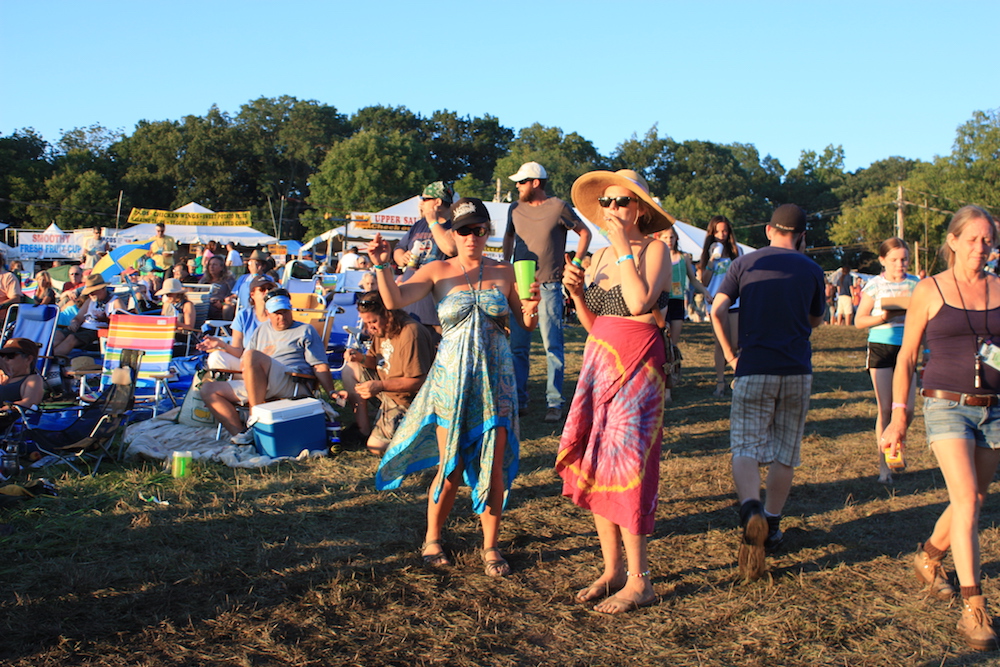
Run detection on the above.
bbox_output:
[482,547,511,577]
[421,540,451,568]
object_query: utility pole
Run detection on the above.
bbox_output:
[115,190,123,229]
[896,185,905,240]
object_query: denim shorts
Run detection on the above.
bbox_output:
[923,396,1000,449]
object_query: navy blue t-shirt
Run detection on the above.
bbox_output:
[717,245,825,377]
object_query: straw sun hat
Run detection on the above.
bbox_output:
[570,169,675,234]
[155,278,185,297]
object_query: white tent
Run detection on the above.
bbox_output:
[304,195,754,259]
[109,223,277,246]
[174,202,215,214]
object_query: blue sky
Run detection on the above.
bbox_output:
[2,0,997,173]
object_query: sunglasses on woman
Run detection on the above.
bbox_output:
[597,196,637,208]
[357,297,383,313]
[455,226,489,238]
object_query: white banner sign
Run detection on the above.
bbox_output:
[17,230,91,259]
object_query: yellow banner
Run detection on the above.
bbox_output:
[127,209,252,226]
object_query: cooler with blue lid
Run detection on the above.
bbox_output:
[251,397,326,457]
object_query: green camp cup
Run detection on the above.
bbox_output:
[514,260,536,301]
[172,450,193,478]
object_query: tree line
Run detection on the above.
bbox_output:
[1,96,997,270]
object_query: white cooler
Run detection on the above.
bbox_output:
[251,397,326,457]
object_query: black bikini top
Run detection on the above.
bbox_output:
[583,243,669,317]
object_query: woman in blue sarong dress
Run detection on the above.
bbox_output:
[368,198,539,577]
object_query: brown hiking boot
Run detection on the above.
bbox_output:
[913,543,955,600]
[958,595,999,651]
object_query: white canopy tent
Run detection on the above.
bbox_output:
[111,202,277,247]
[173,202,215,214]
[303,195,754,259]
[109,223,277,246]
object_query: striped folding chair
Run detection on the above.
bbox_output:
[102,313,178,416]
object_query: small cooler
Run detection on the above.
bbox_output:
[251,397,326,457]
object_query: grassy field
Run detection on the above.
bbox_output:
[3,321,1000,666]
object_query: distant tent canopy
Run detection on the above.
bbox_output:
[114,203,274,247]
[303,195,755,259]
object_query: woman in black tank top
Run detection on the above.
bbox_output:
[0,337,43,417]
[882,205,1000,650]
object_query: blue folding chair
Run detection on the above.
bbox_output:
[1,303,60,378]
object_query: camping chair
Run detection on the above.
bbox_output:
[27,349,143,475]
[1,303,60,381]
[181,283,213,355]
[328,292,361,353]
[291,293,335,353]
[101,313,178,417]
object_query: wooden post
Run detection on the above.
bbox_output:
[896,185,905,240]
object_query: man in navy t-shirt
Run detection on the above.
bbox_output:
[711,204,825,581]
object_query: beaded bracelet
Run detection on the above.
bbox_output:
[616,254,635,265]
[372,263,389,271]
[627,569,651,578]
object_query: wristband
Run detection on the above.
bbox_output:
[616,254,635,266]
[428,220,439,228]
[891,402,907,410]
[372,263,389,271]
[572,257,583,268]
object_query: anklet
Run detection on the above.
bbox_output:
[627,569,651,578]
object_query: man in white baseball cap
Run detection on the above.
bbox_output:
[502,161,591,423]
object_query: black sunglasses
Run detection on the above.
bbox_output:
[455,226,489,237]
[597,196,637,208]
[516,178,534,185]
[357,297,383,313]
[264,288,289,301]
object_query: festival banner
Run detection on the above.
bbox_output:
[349,211,417,234]
[127,209,252,226]
[16,229,90,259]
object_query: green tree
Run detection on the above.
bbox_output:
[306,130,434,239]
[28,165,116,229]
[114,118,187,210]
[25,125,125,229]
[609,125,673,194]
[424,110,513,184]
[493,123,605,201]
[235,96,350,239]
[349,104,423,136]
[0,129,53,226]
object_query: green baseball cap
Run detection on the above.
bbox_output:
[421,181,455,205]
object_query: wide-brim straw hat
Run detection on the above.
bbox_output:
[571,169,675,234]
[155,278,185,297]
[81,273,108,296]
[69,356,103,372]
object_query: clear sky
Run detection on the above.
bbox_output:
[2,0,997,173]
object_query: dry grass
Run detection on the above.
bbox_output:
[2,322,1000,666]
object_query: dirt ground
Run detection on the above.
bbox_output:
[3,322,1000,666]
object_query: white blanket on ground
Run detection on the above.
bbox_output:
[123,408,327,468]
